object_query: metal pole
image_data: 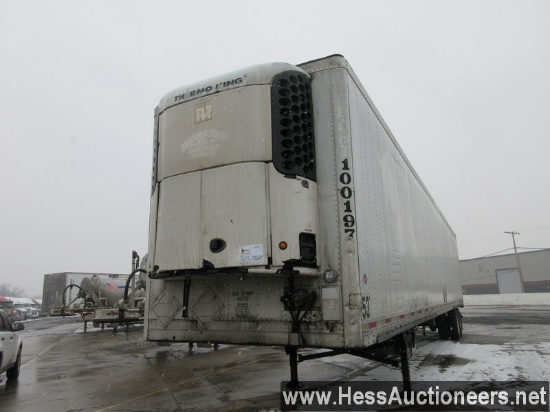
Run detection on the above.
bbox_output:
[504,231,526,292]
[286,346,301,388]
[131,251,138,309]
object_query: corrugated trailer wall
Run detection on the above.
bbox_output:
[347,63,462,341]
[300,56,462,347]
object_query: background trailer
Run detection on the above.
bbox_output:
[42,272,127,315]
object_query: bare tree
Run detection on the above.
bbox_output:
[0,283,25,297]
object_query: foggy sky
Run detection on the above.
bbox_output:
[1,1,549,297]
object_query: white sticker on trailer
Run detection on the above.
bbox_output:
[240,244,264,263]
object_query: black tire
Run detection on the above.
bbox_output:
[6,349,21,380]
[449,308,462,341]
[436,316,450,340]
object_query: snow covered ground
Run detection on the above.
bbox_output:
[320,305,550,383]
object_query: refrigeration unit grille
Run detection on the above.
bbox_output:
[271,71,316,181]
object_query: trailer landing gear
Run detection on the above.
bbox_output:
[285,330,415,391]
[286,346,301,388]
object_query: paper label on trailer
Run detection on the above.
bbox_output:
[240,244,264,263]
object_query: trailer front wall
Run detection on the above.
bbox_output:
[146,64,328,347]
[145,274,345,347]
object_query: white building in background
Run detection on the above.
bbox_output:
[459,249,550,294]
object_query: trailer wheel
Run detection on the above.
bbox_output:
[436,315,450,340]
[449,308,462,340]
[449,308,462,341]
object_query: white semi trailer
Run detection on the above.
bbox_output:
[144,54,463,387]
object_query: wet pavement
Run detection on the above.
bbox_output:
[0,305,548,411]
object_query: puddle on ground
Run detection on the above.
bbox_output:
[418,354,472,372]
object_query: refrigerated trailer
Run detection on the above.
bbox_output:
[144,54,463,387]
